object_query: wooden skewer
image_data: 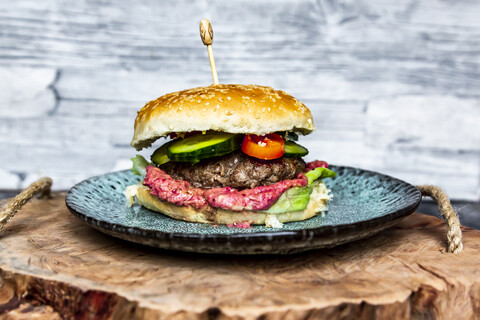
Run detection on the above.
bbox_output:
[199,19,219,85]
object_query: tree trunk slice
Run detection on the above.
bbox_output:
[0,193,479,319]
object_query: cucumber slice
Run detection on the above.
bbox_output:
[151,141,174,166]
[167,132,242,163]
[276,131,299,141]
[284,141,309,157]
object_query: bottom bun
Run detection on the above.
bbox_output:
[129,182,331,226]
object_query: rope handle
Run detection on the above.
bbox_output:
[0,179,463,253]
[0,177,52,230]
[417,185,463,253]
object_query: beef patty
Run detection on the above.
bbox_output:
[160,151,306,189]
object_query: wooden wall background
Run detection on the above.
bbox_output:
[0,0,479,200]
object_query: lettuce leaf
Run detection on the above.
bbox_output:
[263,167,336,214]
[131,155,149,177]
[305,167,337,185]
[263,186,313,214]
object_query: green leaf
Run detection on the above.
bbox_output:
[131,155,149,177]
[264,186,313,214]
[262,167,337,214]
[305,167,337,185]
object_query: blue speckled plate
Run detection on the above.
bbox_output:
[65,166,421,254]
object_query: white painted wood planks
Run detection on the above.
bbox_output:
[0,0,478,200]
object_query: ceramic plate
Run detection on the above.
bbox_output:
[65,166,421,254]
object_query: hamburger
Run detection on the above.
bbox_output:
[124,84,336,228]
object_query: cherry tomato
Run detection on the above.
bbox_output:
[241,134,285,160]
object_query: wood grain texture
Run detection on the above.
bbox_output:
[0,193,479,319]
[0,0,479,200]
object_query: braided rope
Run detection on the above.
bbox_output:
[417,185,463,253]
[0,177,52,230]
[0,179,463,253]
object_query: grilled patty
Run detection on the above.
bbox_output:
[160,151,306,189]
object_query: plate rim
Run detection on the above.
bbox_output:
[65,165,422,242]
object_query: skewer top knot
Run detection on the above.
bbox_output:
[200,19,213,45]
[199,19,219,85]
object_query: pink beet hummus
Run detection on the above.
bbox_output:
[143,165,308,211]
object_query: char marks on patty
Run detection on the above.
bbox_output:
[160,151,306,189]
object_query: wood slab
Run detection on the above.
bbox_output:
[0,193,479,319]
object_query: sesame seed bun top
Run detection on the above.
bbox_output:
[131,84,315,150]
